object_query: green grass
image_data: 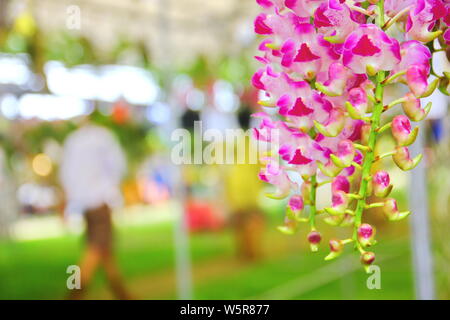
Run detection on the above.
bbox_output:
[192,238,414,300]
[0,217,415,300]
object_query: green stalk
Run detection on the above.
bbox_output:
[309,174,317,231]
[352,0,386,245]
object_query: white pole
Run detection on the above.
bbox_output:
[158,0,193,300]
[409,121,435,300]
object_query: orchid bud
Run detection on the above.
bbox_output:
[348,87,371,118]
[307,231,322,252]
[325,191,350,215]
[357,223,376,247]
[301,181,312,205]
[325,239,344,260]
[393,146,422,171]
[317,160,343,178]
[288,195,304,213]
[402,92,431,122]
[316,63,349,96]
[313,109,345,137]
[391,115,419,147]
[277,216,298,235]
[372,171,393,198]
[383,198,411,222]
[406,65,429,97]
[287,195,304,220]
[331,140,356,168]
[439,76,450,96]
[361,251,376,269]
[324,214,345,226]
[339,214,355,227]
[332,176,350,194]
[260,160,293,199]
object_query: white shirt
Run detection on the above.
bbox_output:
[60,125,126,215]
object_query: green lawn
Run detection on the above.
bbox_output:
[0,217,415,300]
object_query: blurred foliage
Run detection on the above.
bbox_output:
[90,109,152,172]
[45,32,97,67]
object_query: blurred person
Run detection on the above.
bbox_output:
[224,108,265,262]
[60,120,131,300]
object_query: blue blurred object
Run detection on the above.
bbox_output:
[431,119,444,143]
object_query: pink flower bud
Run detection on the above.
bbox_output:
[393,146,422,171]
[357,223,376,247]
[325,191,349,215]
[317,160,342,178]
[361,251,376,266]
[330,140,356,168]
[325,239,344,260]
[329,239,343,252]
[383,198,411,222]
[402,92,431,122]
[372,170,393,198]
[406,65,429,97]
[332,176,350,194]
[288,195,304,213]
[346,88,369,119]
[391,115,419,146]
[308,231,322,252]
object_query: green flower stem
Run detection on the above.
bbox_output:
[376,121,392,134]
[353,71,385,242]
[352,0,386,245]
[309,174,317,231]
[317,179,332,187]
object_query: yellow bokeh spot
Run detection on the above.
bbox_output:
[32,153,52,177]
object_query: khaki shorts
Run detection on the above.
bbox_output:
[84,204,113,254]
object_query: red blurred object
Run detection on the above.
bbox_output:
[240,86,259,110]
[112,100,131,124]
[185,199,224,232]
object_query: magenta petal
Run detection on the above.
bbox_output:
[444,29,450,45]
[254,14,273,35]
[294,43,320,62]
[288,98,314,116]
[289,149,312,165]
[352,35,381,57]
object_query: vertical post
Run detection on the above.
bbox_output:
[409,122,435,300]
[158,0,193,300]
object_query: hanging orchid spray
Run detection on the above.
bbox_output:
[252,0,450,271]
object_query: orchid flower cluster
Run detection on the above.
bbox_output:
[252,0,450,271]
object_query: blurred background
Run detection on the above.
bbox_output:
[0,0,449,300]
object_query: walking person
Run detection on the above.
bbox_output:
[60,122,131,300]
